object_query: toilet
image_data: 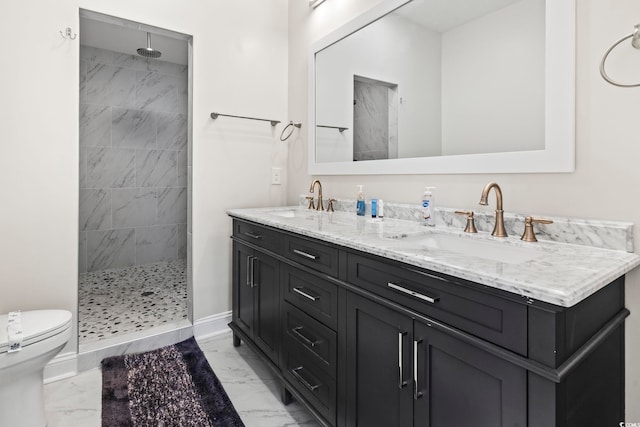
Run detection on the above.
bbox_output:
[0,309,72,427]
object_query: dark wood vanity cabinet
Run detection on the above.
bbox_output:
[228,218,628,427]
[231,221,283,365]
[345,292,527,427]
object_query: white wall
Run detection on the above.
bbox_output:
[0,0,288,352]
[289,0,640,419]
[315,12,441,163]
[441,0,545,155]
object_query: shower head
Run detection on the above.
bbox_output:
[137,32,162,59]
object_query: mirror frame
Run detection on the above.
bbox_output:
[308,0,575,175]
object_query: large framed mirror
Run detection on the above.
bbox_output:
[308,0,575,175]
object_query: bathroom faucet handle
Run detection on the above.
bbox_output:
[455,210,478,233]
[521,216,553,242]
[327,198,337,212]
[305,196,316,210]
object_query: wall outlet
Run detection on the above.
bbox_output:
[271,167,282,185]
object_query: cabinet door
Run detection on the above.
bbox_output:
[413,321,527,427]
[233,242,255,339]
[345,293,413,427]
[253,251,280,364]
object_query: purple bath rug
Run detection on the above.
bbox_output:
[101,336,244,427]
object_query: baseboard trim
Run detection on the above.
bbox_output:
[194,311,232,340]
[44,351,78,384]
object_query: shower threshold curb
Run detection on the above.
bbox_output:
[77,319,193,372]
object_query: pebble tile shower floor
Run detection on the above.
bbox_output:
[78,259,187,344]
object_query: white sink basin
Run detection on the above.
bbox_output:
[409,233,544,264]
[269,209,298,218]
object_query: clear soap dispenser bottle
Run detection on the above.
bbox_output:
[422,187,436,226]
[356,185,365,216]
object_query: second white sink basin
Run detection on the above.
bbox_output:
[410,233,545,264]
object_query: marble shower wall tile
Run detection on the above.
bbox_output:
[79,148,86,189]
[86,147,135,188]
[80,45,188,272]
[87,228,135,271]
[135,225,178,264]
[178,150,187,187]
[80,46,114,64]
[158,187,187,225]
[79,189,111,231]
[112,188,156,228]
[79,231,87,274]
[112,108,157,149]
[86,62,135,107]
[135,71,178,112]
[136,149,177,187]
[79,60,87,104]
[178,224,187,259]
[157,112,187,150]
[79,104,111,147]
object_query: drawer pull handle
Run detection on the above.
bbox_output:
[244,231,262,240]
[413,339,424,400]
[293,249,318,260]
[292,287,319,302]
[291,366,320,392]
[387,282,439,304]
[293,326,320,347]
[398,331,407,389]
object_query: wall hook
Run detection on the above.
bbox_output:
[60,27,77,40]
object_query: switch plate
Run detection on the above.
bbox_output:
[271,167,282,185]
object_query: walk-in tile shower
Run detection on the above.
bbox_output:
[78,26,190,346]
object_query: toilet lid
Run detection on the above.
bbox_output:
[0,310,72,354]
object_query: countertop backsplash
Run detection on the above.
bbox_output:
[298,195,634,253]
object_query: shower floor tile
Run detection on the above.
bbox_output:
[78,259,187,344]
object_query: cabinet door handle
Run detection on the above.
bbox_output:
[291,366,320,392]
[293,249,318,260]
[250,257,257,287]
[388,282,439,304]
[292,287,319,302]
[246,256,254,287]
[398,331,408,389]
[413,339,424,400]
[244,231,262,240]
[293,326,320,347]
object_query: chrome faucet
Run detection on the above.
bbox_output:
[309,179,324,211]
[479,182,507,237]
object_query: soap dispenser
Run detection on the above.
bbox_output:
[356,185,365,216]
[422,187,436,226]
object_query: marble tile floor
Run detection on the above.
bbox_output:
[44,332,321,427]
[78,259,188,345]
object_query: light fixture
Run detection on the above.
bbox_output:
[309,0,326,8]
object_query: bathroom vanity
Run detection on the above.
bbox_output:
[227,206,639,427]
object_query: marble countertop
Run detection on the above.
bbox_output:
[227,206,640,307]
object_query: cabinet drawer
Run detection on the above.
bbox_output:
[283,302,336,378]
[347,253,527,355]
[233,220,282,254]
[282,265,338,330]
[284,235,339,277]
[282,348,336,426]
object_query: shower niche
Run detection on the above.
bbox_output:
[78,11,192,348]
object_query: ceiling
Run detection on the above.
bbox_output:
[79,12,189,65]
[393,0,523,33]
